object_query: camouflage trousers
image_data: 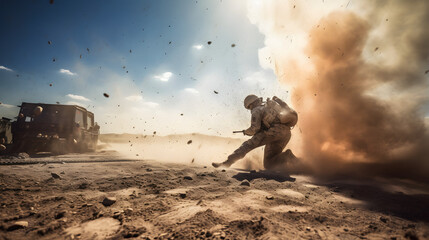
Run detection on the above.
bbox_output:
[226,124,291,170]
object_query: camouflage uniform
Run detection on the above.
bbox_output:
[226,105,292,170]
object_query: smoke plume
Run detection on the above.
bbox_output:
[248,0,429,181]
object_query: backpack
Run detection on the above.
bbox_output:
[263,97,298,128]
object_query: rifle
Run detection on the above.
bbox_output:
[233,130,245,134]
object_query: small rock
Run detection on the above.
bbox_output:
[306,227,311,231]
[102,197,116,206]
[124,208,133,215]
[78,182,89,189]
[179,193,187,198]
[17,153,29,159]
[266,196,274,200]
[221,169,226,172]
[240,180,250,186]
[344,228,349,232]
[55,211,66,219]
[184,176,193,180]
[113,210,124,219]
[404,231,418,240]
[60,171,65,174]
[146,168,152,172]
[7,221,28,231]
[51,173,61,179]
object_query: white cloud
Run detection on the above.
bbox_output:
[0,103,16,108]
[144,102,159,108]
[0,66,13,71]
[59,69,77,76]
[154,72,172,82]
[125,95,143,102]
[184,88,199,94]
[65,101,84,107]
[66,94,90,101]
[193,45,203,50]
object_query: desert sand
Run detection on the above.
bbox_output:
[0,134,428,239]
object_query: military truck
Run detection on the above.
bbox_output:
[11,102,99,154]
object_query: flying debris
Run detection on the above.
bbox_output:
[80,54,82,59]
[153,131,156,135]
[52,58,56,62]
[425,70,429,74]
[49,0,54,4]
[87,48,90,53]
[374,47,379,51]
[207,41,212,45]
[231,43,236,47]
[129,49,132,53]
[213,90,218,94]
[49,84,52,87]
[187,140,193,144]
[48,41,52,45]
[103,93,109,98]
[180,113,183,116]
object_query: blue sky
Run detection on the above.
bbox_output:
[2,0,427,139]
[0,0,287,135]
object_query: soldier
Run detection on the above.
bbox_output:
[212,94,297,170]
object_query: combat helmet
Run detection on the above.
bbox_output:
[244,94,261,109]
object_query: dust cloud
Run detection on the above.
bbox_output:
[99,133,265,170]
[248,1,429,181]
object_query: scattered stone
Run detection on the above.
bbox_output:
[102,197,116,206]
[404,230,418,240]
[17,153,29,159]
[124,208,133,215]
[55,211,66,219]
[113,210,124,219]
[7,221,28,231]
[146,168,152,172]
[266,196,274,200]
[78,182,89,189]
[184,176,193,180]
[179,193,187,199]
[51,173,61,179]
[240,180,250,187]
[306,227,311,231]
[121,225,146,238]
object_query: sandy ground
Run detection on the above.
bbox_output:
[1,141,429,239]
